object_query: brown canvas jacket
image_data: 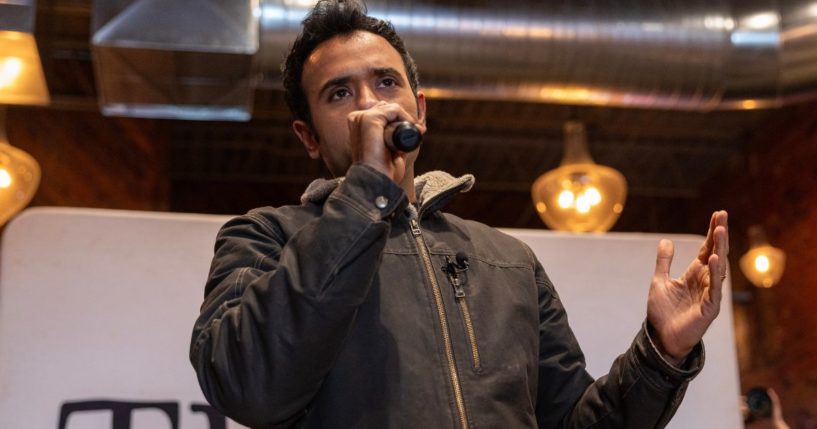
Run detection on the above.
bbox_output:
[190,163,704,429]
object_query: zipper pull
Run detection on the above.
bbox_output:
[410,218,421,236]
[452,278,466,299]
[444,256,467,298]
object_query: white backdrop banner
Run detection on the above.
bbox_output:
[0,207,741,429]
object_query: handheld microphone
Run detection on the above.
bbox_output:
[384,121,422,152]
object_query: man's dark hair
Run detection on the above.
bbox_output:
[282,0,420,128]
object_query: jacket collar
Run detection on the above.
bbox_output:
[300,170,475,216]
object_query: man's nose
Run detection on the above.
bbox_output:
[356,85,380,110]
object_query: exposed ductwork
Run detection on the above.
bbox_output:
[92,0,817,120]
[0,0,35,32]
[91,0,259,120]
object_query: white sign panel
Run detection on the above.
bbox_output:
[0,208,741,428]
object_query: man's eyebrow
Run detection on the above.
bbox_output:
[373,67,402,78]
[317,67,405,98]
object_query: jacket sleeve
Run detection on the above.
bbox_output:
[190,164,407,428]
[534,260,705,429]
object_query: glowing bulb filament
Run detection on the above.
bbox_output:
[0,58,23,90]
[558,190,575,208]
[585,187,602,206]
[754,255,770,273]
[575,195,591,214]
[0,168,12,188]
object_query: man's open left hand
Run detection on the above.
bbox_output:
[647,210,729,364]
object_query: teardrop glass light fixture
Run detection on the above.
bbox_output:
[0,30,50,105]
[531,121,627,232]
[0,107,41,226]
[739,225,785,288]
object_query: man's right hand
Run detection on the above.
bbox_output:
[346,101,426,184]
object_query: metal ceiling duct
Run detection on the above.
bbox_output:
[259,0,817,111]
[91,0,259,120]
[0,0,35,32]
[92,0,817,120]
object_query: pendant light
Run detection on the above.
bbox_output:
[0,13,50,106]
[739,225,785,288]
[531,121,627,232]
[0,107,41,226]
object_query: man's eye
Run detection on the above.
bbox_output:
[330,88,350,101]
[379,78,397,88]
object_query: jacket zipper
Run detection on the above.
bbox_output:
[446,257,481,370]
[455,287,481,370]
[410,218,469,429]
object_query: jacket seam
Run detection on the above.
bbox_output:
[254,250,270,271]
[243,213,286,271]
[465,258,531,270]
[253,243,282,270]
[233,267,249,300]
[245,212,284,242]
[536,279,555,293]
[521,242,540,269]
[328,193,378,221]
[426,251,533,270]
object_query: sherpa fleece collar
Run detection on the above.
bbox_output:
[300,170,475,215]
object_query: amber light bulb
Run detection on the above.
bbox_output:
[0,108,41,226]
[531,121,627,232]
[739,225,785,288]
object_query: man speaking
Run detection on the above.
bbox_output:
[190,1,730,427]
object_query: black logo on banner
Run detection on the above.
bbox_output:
[58,400,226,429]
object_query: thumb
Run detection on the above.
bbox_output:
[654,239,674,279]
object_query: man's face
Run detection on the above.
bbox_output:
[293,30,426,177]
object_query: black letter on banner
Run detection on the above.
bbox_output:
[58,400,179,429]
[191,403,227,429]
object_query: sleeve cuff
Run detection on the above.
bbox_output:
[634,320,705,390]
[331,163,409,220]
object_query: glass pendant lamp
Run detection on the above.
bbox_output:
[0,107,41,226]
[739,225,785,288]
[531,121,627,232]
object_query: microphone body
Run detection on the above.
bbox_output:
[384,121,422,152]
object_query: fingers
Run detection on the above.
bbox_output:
[654,239,675,279]
[698,212,717,263]
[767,388,780,405]
[708,254,723,307]
[348,101,421,131]
[767,388,786,421]
[347,102,420,178]
[709,211,729,301]
[715,210,729,258]
[698,210,730,264]
[347,102,421,151]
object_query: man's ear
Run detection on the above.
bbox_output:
[293,120,321,159]
[416,91,427,126]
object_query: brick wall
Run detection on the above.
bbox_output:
[700,102,817,428]
[5,106,170,211]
